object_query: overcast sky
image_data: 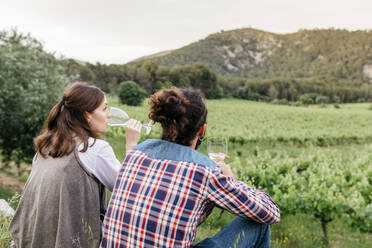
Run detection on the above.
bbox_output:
[0,0,371,64]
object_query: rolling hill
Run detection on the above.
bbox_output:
[130,28,372,81]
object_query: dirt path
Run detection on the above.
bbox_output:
[0,172,25,192]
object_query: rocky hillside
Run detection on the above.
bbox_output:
[130,28,372,81]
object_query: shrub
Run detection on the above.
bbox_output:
[152,81,172,93]
[299,94,314,105]
[117,81,147,106]
[332,95,341,103]
[315,95,329,104]
[271,99,279,105]
[278,99,289,105]
[292,101,302,107]
[0,30,72,164]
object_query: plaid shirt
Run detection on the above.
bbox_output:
[101,139,280,248]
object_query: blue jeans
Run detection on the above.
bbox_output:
[193,217,271,248]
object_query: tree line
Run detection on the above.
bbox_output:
[65,59,372,104]
[64,60,223,99]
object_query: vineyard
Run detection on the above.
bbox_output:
[105,97,372,247]
[1,97,371,247]
[107,98,372,146]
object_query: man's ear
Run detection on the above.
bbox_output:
[198,123,206,137]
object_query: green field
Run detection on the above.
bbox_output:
[105,97,372,247]
[206,100,372,142]
[107,97,372,146]
[1,98,371,247]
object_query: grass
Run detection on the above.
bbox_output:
[0,187,14,202]
[0,217,12,248]
[194,209,372,247]
[0,192,19,248]
[270,214,371,248]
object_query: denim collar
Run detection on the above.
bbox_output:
[134,139,217,169]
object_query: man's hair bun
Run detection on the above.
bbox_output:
[148,87,207,146]
[164,95,187,118]
[149,87,189,123]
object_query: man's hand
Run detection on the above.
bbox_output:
[218,161,236,179]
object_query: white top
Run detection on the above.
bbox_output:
[78,138,121,191]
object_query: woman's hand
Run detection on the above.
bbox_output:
[125,119,141,152]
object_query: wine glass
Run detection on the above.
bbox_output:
[207,137,228,163]
[207,136,228,218]
[108,107,153,134]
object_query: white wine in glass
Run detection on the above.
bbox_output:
[207,137,228,163]
[207,136,228,218]
[108,107,153,134]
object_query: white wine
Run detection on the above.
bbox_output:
[208,152,226,163]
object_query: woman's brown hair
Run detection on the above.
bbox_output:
[35,82,105,158]
[148,87,207,146]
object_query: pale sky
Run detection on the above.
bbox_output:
[0,0,371,64]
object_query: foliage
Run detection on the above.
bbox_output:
[0,187,14,201]
[64,59,225,99]
[230,145,372,241]
[0,30,72,164]
[71,58,372,103]
[233,78,372,103]
[299,94,314,105]
[117,81,147,106]
[0,216,12,247]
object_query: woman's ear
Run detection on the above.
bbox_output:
[84,112,92,124]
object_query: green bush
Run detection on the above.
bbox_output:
[117,81,147,106]
[278,99,289,105]
[316,95,330,104]
[292,101,302,107]
[271,99,280,105]
[299,94,314,105]
[152,81,173,93]
[0,30,72,164]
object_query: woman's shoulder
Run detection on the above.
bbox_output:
[79,137,111,152]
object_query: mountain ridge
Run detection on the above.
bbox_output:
[129,27,372,82]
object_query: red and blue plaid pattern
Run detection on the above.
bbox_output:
[101,149,280,248]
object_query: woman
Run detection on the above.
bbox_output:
[9,82,141,248]
[101,87,280,248]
